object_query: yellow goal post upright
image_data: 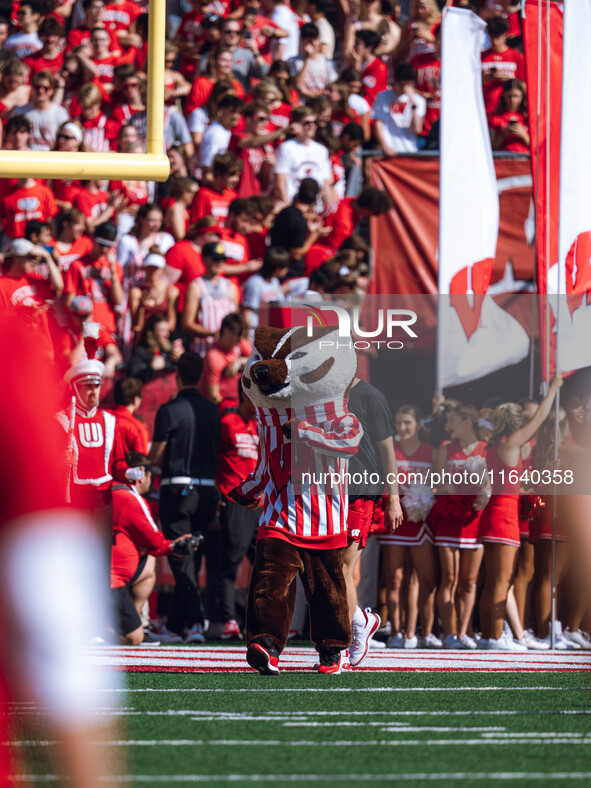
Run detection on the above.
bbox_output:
[0,0,170,182]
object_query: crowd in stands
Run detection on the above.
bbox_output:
[2,0,585,655]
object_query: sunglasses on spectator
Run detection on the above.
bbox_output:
[34,84,51,92]
[254,115,269,121]
[57,133,76,141]
[123,81,140,88]
[303,120,317,126]
[224,28,240,34]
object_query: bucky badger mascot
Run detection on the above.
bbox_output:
[229,324,362,675]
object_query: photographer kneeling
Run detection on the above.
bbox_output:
[111,451,197,645]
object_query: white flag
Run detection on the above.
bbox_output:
[438,7,529,388]
[554,0,591,373]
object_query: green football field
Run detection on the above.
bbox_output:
[14,668,591,785]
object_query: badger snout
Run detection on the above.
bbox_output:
[251,364,270,384]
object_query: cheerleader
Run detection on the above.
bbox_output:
[478,374,562,650]
[379,406,440,648]
[433,404,486,649]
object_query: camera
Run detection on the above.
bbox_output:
[174,532,204,554]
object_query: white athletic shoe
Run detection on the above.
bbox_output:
[476,637,490,650]
[442,634,463,650]
[419,633,442,649]
[535,621,577,650]
[369,638,386,650]
[403,635,418,649]
[485,633,528,651]
[563,629,591,650]
[349,608,381,666]
[457,634,477,650]
[386,632,405,649]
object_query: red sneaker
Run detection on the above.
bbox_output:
[220,619,243,641]
[246,642,280,675]
[317,648,346,674]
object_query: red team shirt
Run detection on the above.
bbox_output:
[0,182,58,239]
[216,409,260,497]
[410,51,441,135]
[361,57,388,107]
[481,46,525,115]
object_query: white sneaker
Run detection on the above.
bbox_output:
[535,621,576,650]
[403,635,418,649]
[487,633,528,651]
[349,608,381,666]
[563,629,591,650]
[476,637,490,650]
[386,632,405,649]
[457,634,477,650]
[419,633,442,649]
[152,624,184,644]
[369,638,386,649]
[376,620,392,638]
[184,623,206,644]
[443,634,463,649]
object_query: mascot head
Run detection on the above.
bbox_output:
[242,325,358,410]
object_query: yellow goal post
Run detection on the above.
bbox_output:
[0,0,170,181]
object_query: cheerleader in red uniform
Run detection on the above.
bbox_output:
[512,398,539,630]
[433,404,486,649]
[379,405,439,648]
[478,374,562,650]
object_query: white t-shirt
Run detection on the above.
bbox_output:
[316,16,335,60]
[275,138,331,202]
[272,4,301,60]
[242,274,286,329]
[189,107,209,135]
[288,54,337,96]
[199,121,232,167]
[348,93,371,116]
[4,32,41,58]
[371,89,427,154]
[13,102,69,151]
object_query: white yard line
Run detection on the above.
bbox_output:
[97,685,587,692]
[13,774,591,783]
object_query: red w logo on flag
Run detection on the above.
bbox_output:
[449,258,494,339]
[565,231,591,318]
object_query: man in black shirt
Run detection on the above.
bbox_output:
[268,177,331,272]
[149,352,221,642]
[345,377,403,666]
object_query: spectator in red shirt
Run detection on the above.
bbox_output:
[50,293,123,376]
[210,382,260,640]
[51,120,87,211]
[489,78,530,154]
[481,15,525,116]
[24,17,64,78]
[185,47,246,114]
[52,207,94,272]
[190,151,242,225]
[0,238,62,361]
[110,67,145,126]
[323,186,392,250]
[410,23,441,138]
[89,26,119,92]
[198,311,251,404]
[103,0,143,50]
[352,29,388,108]
[63,221,124,334]
[164,219,222,311]
[129,249,180,339]
[110,377,149,482]
[229,100,285,195]
[66,0,121,54]
[0,176,58,240]
[164,176,199,241]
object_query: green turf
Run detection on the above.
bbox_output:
[118,671,591,786]
[13,671,591,786]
